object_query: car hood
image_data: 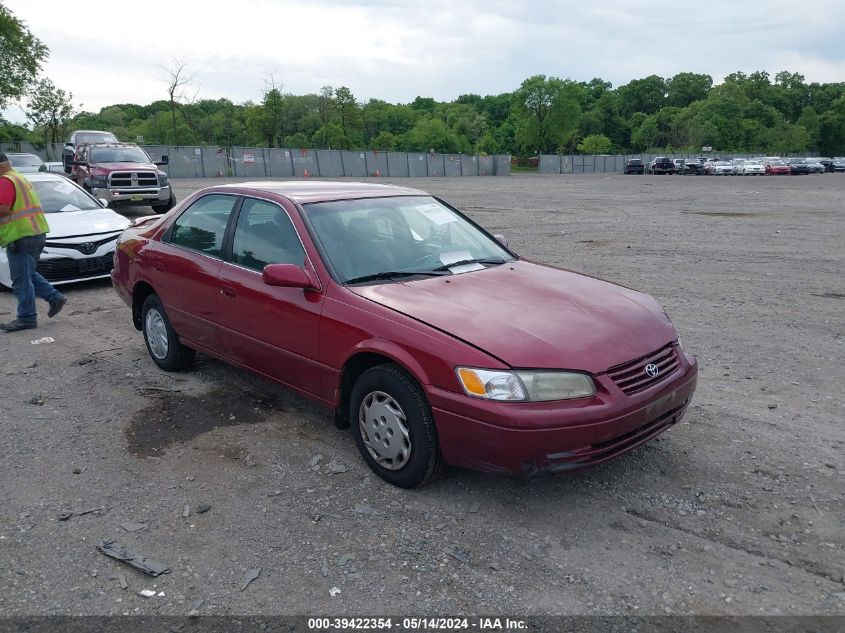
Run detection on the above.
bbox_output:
[349,260,677,373]
[91,162,159,173]
[45,208,131,238]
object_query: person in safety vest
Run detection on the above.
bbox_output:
[0,152,66,332]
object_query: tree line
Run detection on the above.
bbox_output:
[3,4,845,156]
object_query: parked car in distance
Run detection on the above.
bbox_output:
[706,161,734,176]
[806,159,825,174]
[736,160,765,175]
[112,181,698,488]
[832,158,845,172]
[649,156,675,174]
[672,159,686,173]
[816,157,834,172]
[684,160,704,175]
[623,158,645,174]
[63,130,120,173]
[6,152,44,173]
[70,143,175,213]
[765,160,791,175]
[0,173,130,288]
[730,159,746,174]
[787,158,811,175]
[39,161,68,175]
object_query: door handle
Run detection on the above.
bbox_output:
[220,285,236,298]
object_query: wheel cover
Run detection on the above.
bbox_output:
[145,308,169,359]
[358,390,412,470]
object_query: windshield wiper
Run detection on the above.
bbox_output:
[344,270,449,285]
[430,257,507,272]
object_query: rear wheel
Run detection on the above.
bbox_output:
[141,294,195,371]
[350,364,445,488]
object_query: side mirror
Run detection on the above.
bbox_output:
[98,198,109,208]
[263,264,319,290]
[494,233,509,248]
[38,164,47,172]
[155,155,169,166]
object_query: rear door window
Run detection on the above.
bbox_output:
[168,194,238,258]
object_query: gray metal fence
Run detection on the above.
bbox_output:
[539,152,814,174]
[0,141,510,178]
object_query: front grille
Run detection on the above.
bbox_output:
[109,171,159,188]
[45,234,119,254]
[607,344,679,395]
[37,255,114,282]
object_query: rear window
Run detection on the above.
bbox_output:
[628,159,642,165]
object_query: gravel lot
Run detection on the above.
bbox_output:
[0,173,843,617]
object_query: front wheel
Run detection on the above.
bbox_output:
[350,364,445,488]
[141,294,195,371]
[152,193,177,214]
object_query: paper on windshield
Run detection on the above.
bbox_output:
[60,204,81,212]
[54,181,76,195]
[439,250,484,273]
[416,203,457,225]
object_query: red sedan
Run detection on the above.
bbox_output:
[112,182,697,487]
[766,160,791,175]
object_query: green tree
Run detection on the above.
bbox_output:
[576,134,612,155]
[666,73,712,107]
[25,78,76,146]
[515,75,582,153]
[617,75,666,117]
[0,3,48,109]
[334,86,362,149]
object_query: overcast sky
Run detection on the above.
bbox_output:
[4,0,845,122]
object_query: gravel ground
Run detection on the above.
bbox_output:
[0,173,843,617]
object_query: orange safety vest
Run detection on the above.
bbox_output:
[0,169,50,247]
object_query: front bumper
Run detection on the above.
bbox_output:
[92,185,170,206]
[427,351,698,474]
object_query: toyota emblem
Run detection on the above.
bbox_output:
[79,242,96,255]
[645,363,659,378]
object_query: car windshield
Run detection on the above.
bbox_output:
[9,154,43,172]
[77,132,118,144]
[90,147,150,163]
[769,160,786,166]
[302,195,513,284]
[31,178,101,213]
[628,159,642,164]
[746,161,763,166]
[789,159,806,164]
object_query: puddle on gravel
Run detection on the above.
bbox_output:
[680,211,759,218]
[126,388,289,457]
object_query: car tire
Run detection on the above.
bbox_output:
[152,194,177,214]
[141,294,195,371]
[350,363,445,488]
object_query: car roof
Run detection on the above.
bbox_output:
[7,152,41,158]
[82,143,139,149]
[74,130,116,134]
[214,180,429,204]
[24,172,75,183]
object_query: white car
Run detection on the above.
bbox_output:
[709,161,735,175]
[0,173,131,287]
[737,160,765,175]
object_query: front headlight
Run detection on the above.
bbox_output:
[456,367,595,402]
[158,173,169,186]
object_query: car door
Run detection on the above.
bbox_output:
[216,196,327,398]
[144,193,239,351]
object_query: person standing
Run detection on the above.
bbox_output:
[0,152,66,332]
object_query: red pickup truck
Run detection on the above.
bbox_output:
[70,143,176,213]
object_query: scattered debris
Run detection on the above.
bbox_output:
[118,574,128,590]
[444,545,470,564]
[337,553,356,567]
[329,587,341,597]
[469,503,479,514]
[308,454,324,467]
[30,337,55,345]
[195,504,211,514]
[119,521,147,533]
[353,505,376,516]
[138,589,157,598]
[244,454,257,467]
[327,462,349,474]
[28,395,44,406]
[182,505,191,518]
[239,568,261,592]
[768,403,778,410]
[97,540,170,577]
[58,507,103,521]
[72,468,82,474]
[320,563,329,577]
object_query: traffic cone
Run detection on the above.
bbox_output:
[375,169,381,177]
[303,169,309,178]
